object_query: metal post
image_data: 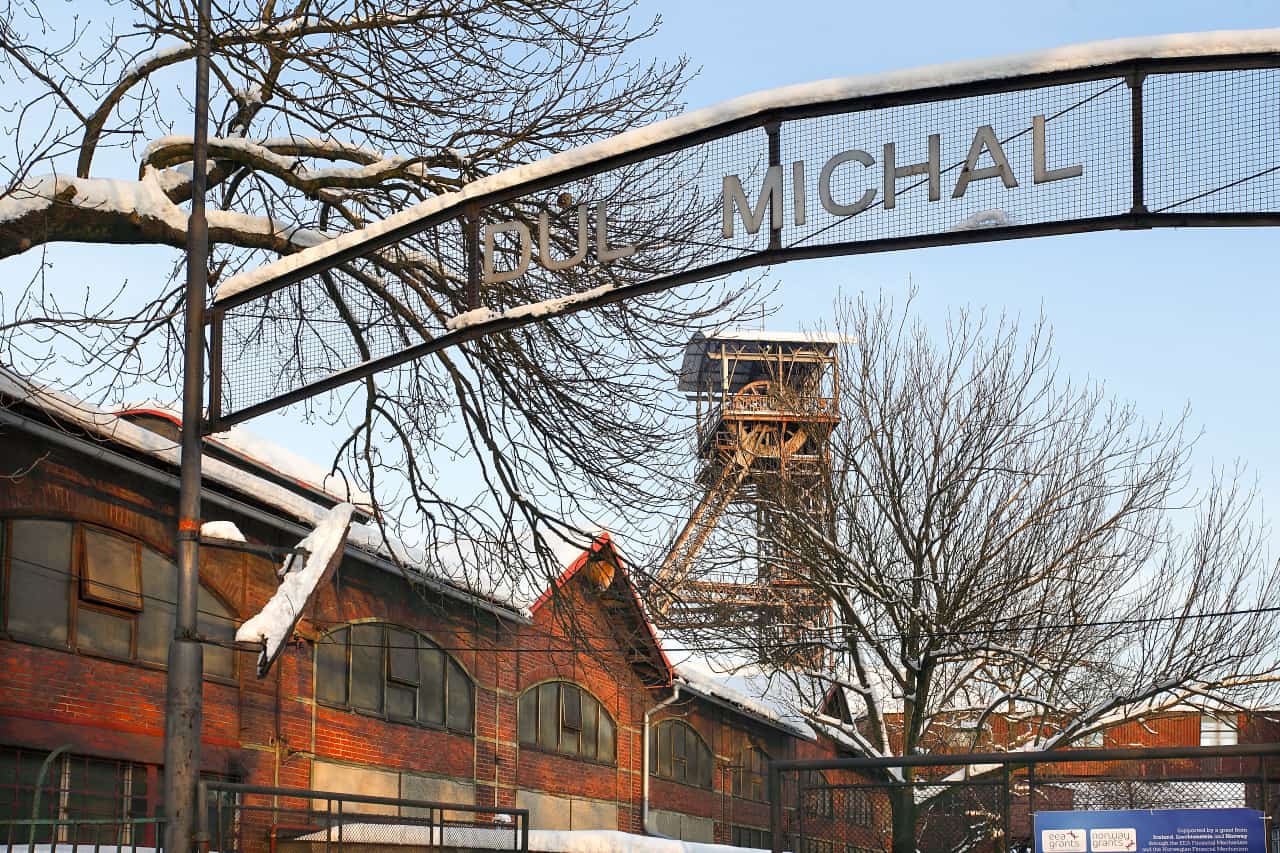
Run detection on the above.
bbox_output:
[766,121,782,251]
[769,764,783,853]
[163,0,211,851]
[1128,71,1147,217]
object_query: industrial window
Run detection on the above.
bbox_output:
[650,719,713,789]
[517,681,616,764]
[803,770,833,818]
[805,840,835,853]
[1200,714,1238,746]
[0,518,237,679]
[316,623,474,733]
[731,825,771,849]
[0,745,152,845]
[843,787,874,826]
[731,745,768,801]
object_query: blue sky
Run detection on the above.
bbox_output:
[618,0,1280,521]
[11,1,1274,536]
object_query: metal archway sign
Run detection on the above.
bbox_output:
[208,30,1280,430]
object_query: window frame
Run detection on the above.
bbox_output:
[650,719,714,789]
[0,517,237,682]
[314,621,475,735]
[517,680,617,766]
[731,744,769,802]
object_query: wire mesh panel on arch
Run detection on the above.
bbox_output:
[208,48,1280,430]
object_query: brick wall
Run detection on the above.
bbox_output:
[0,428,855,846]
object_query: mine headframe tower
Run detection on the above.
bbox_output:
[650,330,848,659]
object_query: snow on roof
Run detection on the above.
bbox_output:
[0,368,523,619]
[677,329,854,394]
[675,663,814,739]
[114,401,373,508]
[295,825,770,853]
[217,28,1280,306]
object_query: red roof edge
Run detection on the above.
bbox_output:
[528,531,673,686]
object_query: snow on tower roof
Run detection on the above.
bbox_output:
[677,329,855,394]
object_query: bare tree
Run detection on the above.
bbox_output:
[677,295,1279,853]
[0,0,761,597]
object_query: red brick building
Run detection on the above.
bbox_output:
[0,371,878,850]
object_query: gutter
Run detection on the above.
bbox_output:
[641,684,681,835]
[0,408,528,624]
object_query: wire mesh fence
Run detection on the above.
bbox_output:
[201,782,528,853]
[771,746,1279,853]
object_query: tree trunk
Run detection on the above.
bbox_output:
[891,774,917,853]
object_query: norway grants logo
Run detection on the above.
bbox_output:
[1090,828,1138,852]
[1042,830,1087,852]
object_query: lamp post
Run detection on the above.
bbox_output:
[162,0,212,850]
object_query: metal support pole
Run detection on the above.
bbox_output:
[163,0,211,851]
[1128,70,1148,217]
[766,121,782,251]
[769,764,783,853]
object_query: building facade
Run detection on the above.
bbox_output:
[0,376,874,850]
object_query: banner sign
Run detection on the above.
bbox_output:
[1035,808,1267,853]
[206,35,1280,428]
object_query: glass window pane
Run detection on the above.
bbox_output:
[83,527,142,610]
[77,607,133,658]
[198,585,236,679]
[598,710,615,763]
[446,660,472,732]
[387,628,418,684]
[387,684,415,720]
[349,624,384,712]
[537,683,558,749]
[8,519,71,644]
[316,628,349,705]
[581,697,598,760]
[417,647,445,725]
[138,550,176,664]
[561,686,582,731]
[138,599,174,665]
[518,688,537,745]
[656,724,671,777]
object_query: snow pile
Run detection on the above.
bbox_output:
[295,824,770,853]
[445,283,617,332]
[201,520,247,542]
[948,209,1011,232]
[236,503,354,667]
[218,28,1280,304]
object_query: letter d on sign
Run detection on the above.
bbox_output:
[483,220,532,284]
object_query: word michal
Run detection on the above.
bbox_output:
[722,114,1082,237]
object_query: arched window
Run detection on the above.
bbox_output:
[517,681,616,764]
[650,719,713,788]
[803,770,833,818]
[0,518,236,678]
[315,623,473,733]
[731,745,768,801]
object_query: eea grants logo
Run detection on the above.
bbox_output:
[1090,828,1138,852]
[1042,830,1087,853]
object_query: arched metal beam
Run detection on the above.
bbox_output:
[208,30,1280,429]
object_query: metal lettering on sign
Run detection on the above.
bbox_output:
[207,37,1280,427]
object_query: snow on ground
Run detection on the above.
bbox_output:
[295,824,770,853]
[201,520,247,542]
[235,502,354,665]
[217,28,1280,304]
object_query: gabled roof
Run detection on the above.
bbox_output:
[529,531,674,689]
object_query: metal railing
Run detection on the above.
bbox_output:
[770,743,1280,853]
[201,782,529,853]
